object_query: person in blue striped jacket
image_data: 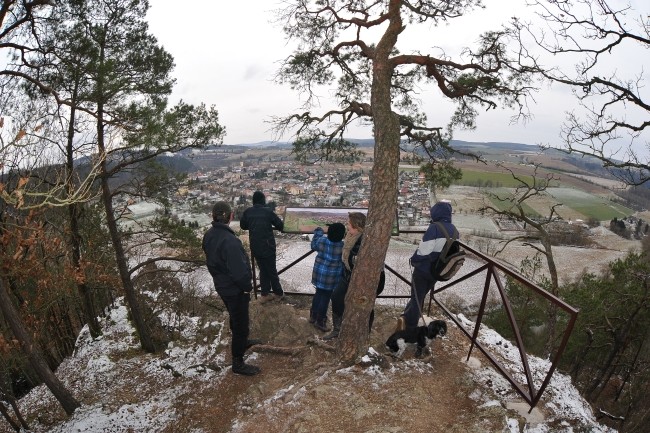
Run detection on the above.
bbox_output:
[309,222,346,332]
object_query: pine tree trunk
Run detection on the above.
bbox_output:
[65,95,102,339]
[587,330,626,400]
[98,154,156,354]
[0,402,21,432]
[0,280,80,416]
[338,1,402,364]
[70,204,102,338]
[570,328,593,379]
[0,387,29,431]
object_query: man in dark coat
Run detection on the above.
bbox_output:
[240,191,284,303]
[202,201,261,376]
[398,201,458,330]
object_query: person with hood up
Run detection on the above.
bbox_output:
[240,191,285,304]
[397,200,457,331]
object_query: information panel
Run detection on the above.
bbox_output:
[282,206,399,235]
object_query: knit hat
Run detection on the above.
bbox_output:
[252,191,266,205]
[326,222,345,243]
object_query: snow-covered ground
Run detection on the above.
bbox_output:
[6,292,615,433]
[3,233,631,433]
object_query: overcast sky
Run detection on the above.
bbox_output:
[146,0,649,158]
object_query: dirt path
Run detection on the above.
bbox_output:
[162,299,509,433]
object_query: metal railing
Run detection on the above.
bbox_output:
[429,240,578,410]
[251,238,578,410]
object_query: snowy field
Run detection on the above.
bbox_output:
[273,237,502,314]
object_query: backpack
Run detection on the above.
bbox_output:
[430,222,466,281]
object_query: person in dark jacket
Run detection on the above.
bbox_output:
[323,212,385,340]
[240,191,284,304]
[398,201,457,331]
[202,201,261,376]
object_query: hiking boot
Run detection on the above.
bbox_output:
[313,319,330,332]
[323,314,341,340]
[232,357,260,376]
[395,316,406,333]
[272,293,284,302]
[259,294,274,304]
[308,309,316,324]
[245,339,262,351]
[322,327,339,340]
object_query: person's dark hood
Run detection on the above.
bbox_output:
[430,201,452,223]
[252,191,266,205]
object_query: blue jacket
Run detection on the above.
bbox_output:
[410,202,457,278]
[311,227,344,291]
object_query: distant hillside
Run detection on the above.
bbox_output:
[188,139,649,190]
[450,139,547,153]
[233,138,547,152]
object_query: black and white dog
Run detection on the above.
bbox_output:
[385,320,447,358]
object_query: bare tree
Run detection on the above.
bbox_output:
[480,163,563,355]
[4,86,105,338]
[512,0,650,185]
[0,277,80,415]
[274,0,535,362]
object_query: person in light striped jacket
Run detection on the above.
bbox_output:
[398,201,457,331]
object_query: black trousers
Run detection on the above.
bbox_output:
[403,269,436,329]
[331,272,348,318]
[255,254,283,296]
[218,291,251,359]
[331,270,379,331]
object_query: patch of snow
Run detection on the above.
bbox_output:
[45,400,177,433]
[456,313,617,433]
